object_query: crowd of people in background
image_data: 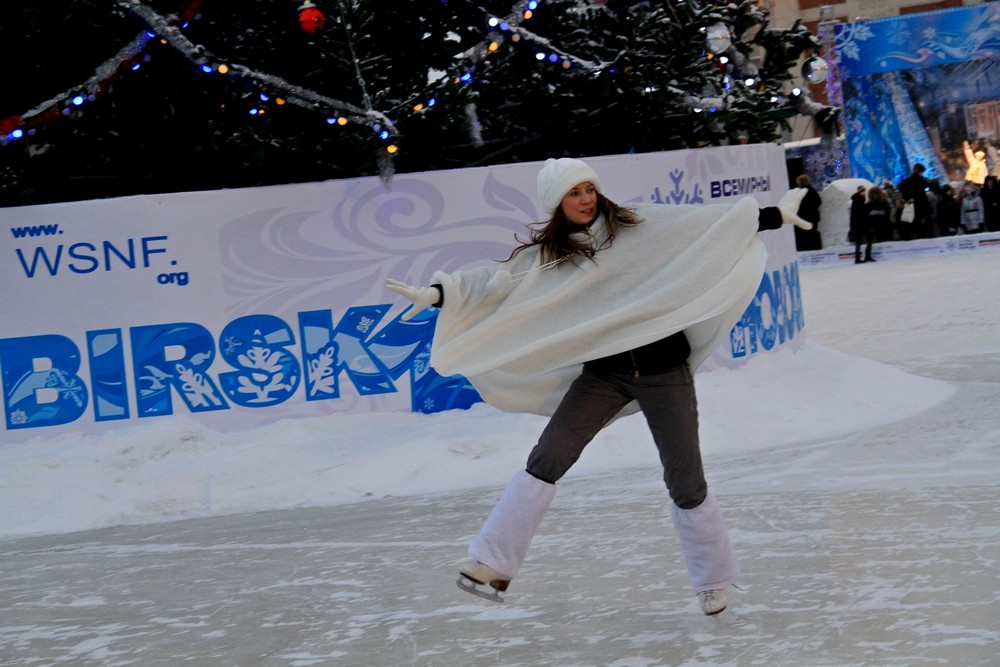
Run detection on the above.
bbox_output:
[880,163,1000,241]
[836,161,1000,263]
[796,139,1000,259]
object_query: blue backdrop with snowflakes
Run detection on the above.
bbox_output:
[835,3,1000,186]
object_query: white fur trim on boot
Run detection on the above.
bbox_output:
[671,491,739,592]
[469,470,556,579]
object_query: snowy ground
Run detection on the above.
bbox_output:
[1,251,998,666]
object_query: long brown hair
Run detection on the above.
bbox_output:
[506,193,643,265]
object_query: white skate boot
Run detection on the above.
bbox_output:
[460,470,556,603]
[697,588,727,616]
[457,559,510,603]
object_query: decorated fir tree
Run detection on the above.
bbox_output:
[0,0,836,207]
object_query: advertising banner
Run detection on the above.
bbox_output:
[834,3,1000,79]
[835,3,1000,185]
[1,144,801,442]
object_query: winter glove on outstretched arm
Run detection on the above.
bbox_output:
[386,279,441,321]
[777,187,813,230]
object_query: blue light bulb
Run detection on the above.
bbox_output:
[427,98,437,107]
[200,65,213,74]
[72,95,85,106]
[11,129,23,139]
[379,130,390,140]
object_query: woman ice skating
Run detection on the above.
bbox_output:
[386,158,811,616]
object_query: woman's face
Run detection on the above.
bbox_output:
[559,181,599,226]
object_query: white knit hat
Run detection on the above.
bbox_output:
[536,158,602,215]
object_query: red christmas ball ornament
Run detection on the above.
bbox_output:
[298,1,325,33]
[0,115,22,135]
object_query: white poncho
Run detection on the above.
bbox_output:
[430,198,767,416]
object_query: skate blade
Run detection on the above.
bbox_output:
[456,576,504,603]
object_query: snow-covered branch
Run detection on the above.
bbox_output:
[119,0,397,136]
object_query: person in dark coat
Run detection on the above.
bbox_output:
[849,186,870,261]
[980,175,1000,232]
[898,163,930,240]
[938,184,960,236]
[861,186,891,263]
[793,174,823,250]
[849,185,867,248]
[925,180,941,237]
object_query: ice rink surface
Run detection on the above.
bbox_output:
[2,252,998,666]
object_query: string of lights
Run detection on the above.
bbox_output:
[1,0,403,180]
[0,0,553,182]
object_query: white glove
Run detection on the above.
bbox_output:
[386,279,440,321]
[777,187,813,230]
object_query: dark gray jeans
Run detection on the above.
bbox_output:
[526,364,708,509]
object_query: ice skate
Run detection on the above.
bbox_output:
[457,559,510,603]
[697,588,727,616]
